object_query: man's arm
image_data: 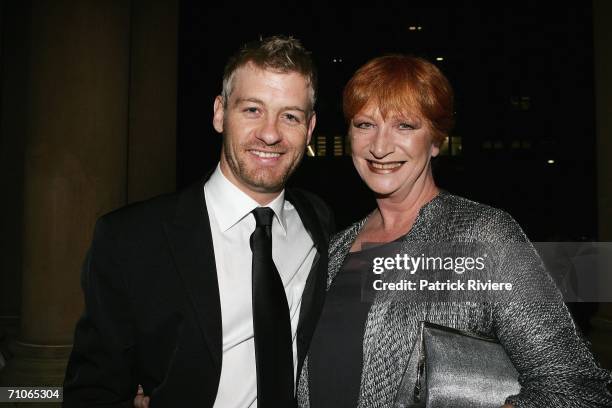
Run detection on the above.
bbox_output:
[63,217,138,407]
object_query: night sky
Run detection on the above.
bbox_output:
[176,1,596,239]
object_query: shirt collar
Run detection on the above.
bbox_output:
[204,164,287,234]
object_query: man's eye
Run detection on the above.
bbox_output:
[284,113,300,122]
[244,107,259,114]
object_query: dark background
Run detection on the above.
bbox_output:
[0,0,609,387]
[177,1,597,240]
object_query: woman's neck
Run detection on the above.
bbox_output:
[374,176,439,234]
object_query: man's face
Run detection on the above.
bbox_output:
[213,63,316,200]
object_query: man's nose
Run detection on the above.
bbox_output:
[256,117,282,145]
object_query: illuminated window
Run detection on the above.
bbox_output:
[316,135,327,157]
[439,138,450,156]
[333,136,343,156]
[450,136,462,156]
[520,96,531,110]
[511,96,531,111]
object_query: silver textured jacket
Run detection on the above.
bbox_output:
[297,191,612,407]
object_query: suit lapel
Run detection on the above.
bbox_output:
[161,182,331,383]
[163,176,222,373]
[285,189,329,377]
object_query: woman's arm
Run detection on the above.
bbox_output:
[482,210,612,407]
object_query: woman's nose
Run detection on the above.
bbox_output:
[369,129,394,158]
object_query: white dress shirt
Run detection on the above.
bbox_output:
[204,164,316,408]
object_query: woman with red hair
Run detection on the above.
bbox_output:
[299,55,612,407]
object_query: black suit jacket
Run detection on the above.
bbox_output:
[63,176,334,407]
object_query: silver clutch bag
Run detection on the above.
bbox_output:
[394,321,520,408]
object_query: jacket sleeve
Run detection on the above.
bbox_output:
[63,216,138,407]
[482,210,612,407]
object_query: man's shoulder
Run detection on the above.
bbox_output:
[100,190,179,229]
[287,187,327,210]
[83,190,185,253]
[286,187,335,235]
[96,177,208,244]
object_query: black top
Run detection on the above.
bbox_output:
[308,250,374,407]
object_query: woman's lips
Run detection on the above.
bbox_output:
[367,160,405,173]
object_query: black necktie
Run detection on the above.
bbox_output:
[250,207,295,407]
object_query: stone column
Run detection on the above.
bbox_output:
[0,0,131,390]
[0,2,179,401]
[127,0,178,203]
[0,1,28,348]
[590,0,612,369]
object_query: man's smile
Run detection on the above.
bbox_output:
[249,149,283,159]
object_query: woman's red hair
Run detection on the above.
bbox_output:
[343,55,454,144]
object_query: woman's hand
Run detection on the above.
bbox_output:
[134,384,150,408]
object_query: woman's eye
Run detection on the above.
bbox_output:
[355,122,374,129]
[399,123,415,130]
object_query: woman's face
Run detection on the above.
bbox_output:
[350,103,439,198]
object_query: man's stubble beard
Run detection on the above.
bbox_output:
[222,136,306,194]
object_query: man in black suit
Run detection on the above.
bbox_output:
[63,36,333,407]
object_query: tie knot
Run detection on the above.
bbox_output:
[252,207,275,227]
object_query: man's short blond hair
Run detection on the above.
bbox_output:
[221,35,317,111]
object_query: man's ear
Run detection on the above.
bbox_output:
[306,111,317,146]
[213,95,225,134]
